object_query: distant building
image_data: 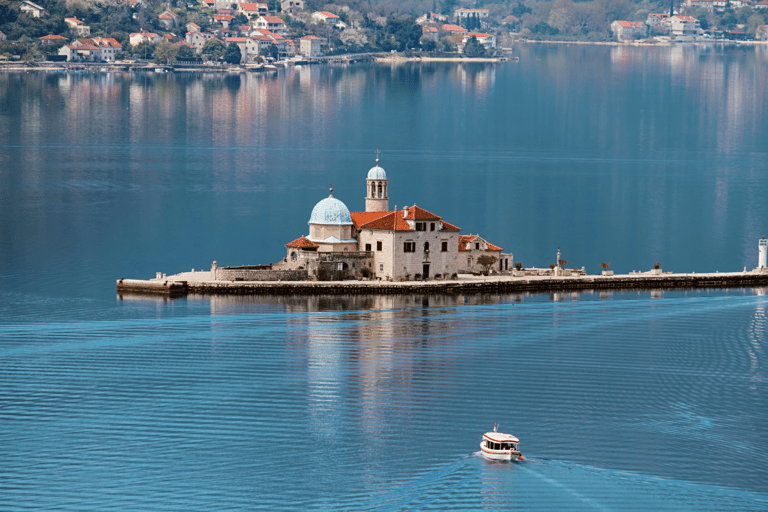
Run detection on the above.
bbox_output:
[667,15,701,36]
[422,26,439,41]
[458,32,496,52]
[238,3,268,19]
[758,25,768,40]
[0,31,6,41]
[416,12,447,25]
[186,31,214,52]
[611,20,648,40]
[300,35,322,57]
[757,0,768,9]
[454,8,489,20]
[159,9,179,29]
[281,0,304,15]
[213,14,234,29]
[459,235,504,274]
[130,30,162,46]
[91,37,123,60]
[59,40,101,61]
[65,18,91,37]
[312,11,339,24]
[441,24,468,34]
[19,1,47,18]
[254,15,287,35]
[40,34,67,44]
[502,15,521,32]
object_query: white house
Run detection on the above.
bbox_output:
[65,18,91,36]
[238,3,268,19]
[281,0,304,15]
[59,41,102,61]
[458,234,503,274]
[159,9,179,29]
[254,15,287,35]
[186,30,214,52]
[299,35,322,57]
[459,32,496,52]
[667,15,701,36]
[454,8,489,20]
[130,30,162,46]
[19,1,47,18]
[91,37,123,61]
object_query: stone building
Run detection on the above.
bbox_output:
[278,158,506,281]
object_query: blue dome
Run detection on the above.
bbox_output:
[309,195,353,225]
[367,165,387,180]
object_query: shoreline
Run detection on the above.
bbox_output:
[117,271,768,297]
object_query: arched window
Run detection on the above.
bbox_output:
[424,242,430,252]
[378,182,382,198]
[371,183,376,197]
[291,252,297,260]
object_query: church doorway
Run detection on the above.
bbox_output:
[422,263,430,280]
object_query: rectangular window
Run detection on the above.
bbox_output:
[377,241,382,251]
[365,243,371,252]
[475,243,480,250]
[441,241,448,252]
[430,222,435,231]
[403,241,415,253]
[379,264,383,271]
[415,222,426,231]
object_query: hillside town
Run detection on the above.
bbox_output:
[1,0,767,65]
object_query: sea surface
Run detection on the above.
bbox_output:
[1,44,767,510]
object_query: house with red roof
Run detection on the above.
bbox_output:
[440,24,468,34]
[667,15,701,36]
[254,15,287,35]
[159,9,179,29]
[459,32,496,51]
[458,235,506,274]
[90,37,123,60]
[299,35,322,56]
[130,30,161,46]
[277,158,506,281]
[610,20,648,40]
[238,3,268,19]
[65,18,90,36]
[40,34,68,45]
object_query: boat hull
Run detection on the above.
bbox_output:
[480,443,521,461]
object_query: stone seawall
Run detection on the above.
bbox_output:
[214,268,309,281]
[129,273,768,296]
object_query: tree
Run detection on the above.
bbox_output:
[177,45,194,59]
[259,42,278,60]
[154,41,179,63]
[420,36,436,52]
[558,258,570,270]
[134,41,156,60]
[201,39,225,60]
[224,42,241,64]
[600,262,611,271]
[654,262,661,269]
[477,255,498,275]
[514,262,523,270]
[463,35,485,56]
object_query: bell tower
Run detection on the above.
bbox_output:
[365,151,389,212]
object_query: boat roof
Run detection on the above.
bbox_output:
[484,432,519,443]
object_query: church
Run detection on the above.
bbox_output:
[277,158,511,281]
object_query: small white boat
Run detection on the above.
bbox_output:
[480,424,524,461]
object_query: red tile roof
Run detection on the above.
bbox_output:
[317,11,339,18]
[350,211,389,229]
[286,236,319,248]
[40,34,67,40]
[486,242,502,251]
[441,220,461,231]
[357,211,413,231]
[301,35,322,40]
[261,15,285,23]
[404,205,441,221]
[240,3,266,10]
[615,20,645,28]
[442,24,467,32]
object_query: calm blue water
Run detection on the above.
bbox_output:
[1,44,767,509]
